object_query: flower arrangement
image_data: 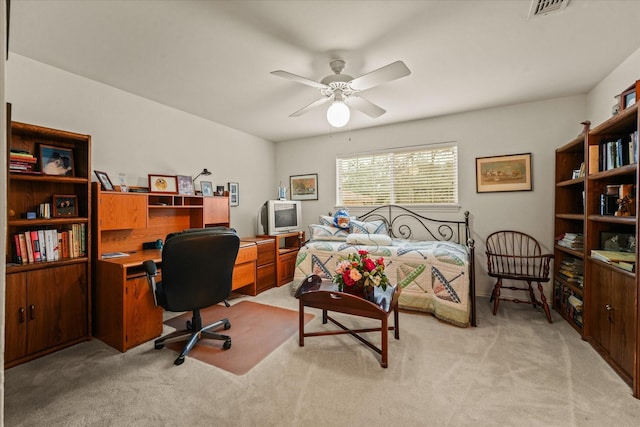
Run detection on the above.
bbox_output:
[333,250,390,293]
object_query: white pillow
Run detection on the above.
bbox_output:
[308,224,349,241]
[350,219,389,235]
[346,233,392,246]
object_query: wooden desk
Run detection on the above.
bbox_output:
[93,243,257,352]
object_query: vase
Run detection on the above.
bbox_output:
[342,281,376,303]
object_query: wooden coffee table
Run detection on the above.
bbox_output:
[295,275,400,368]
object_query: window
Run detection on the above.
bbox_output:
[336,144,458,206]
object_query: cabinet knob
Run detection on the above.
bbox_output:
[605,304,614,323]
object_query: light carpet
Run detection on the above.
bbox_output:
[163,300,314,375]
[4,285,640,427]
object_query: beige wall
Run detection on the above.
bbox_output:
[6,54,276,238]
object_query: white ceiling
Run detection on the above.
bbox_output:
[8,0,640,142]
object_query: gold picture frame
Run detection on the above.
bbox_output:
[290,173,318,201]
[476,153,532,193]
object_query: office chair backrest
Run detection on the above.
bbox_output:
[160,228,240,312]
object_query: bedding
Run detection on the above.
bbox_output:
[293,238,472,327]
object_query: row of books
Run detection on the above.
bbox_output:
[558,257,584,288]
[12,224,86,264]
[589,131,639,173]
[590,249,635,272]
[556,232,584,250]
[9,149,39,174]
[553,282,583,327]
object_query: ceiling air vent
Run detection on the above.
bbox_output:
[528,0,570,18]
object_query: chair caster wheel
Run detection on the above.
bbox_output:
[155,342,164,350]
[223,339,232,350]
[224,321,231,330]
[174,356,185,365]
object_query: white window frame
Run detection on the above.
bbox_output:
[335,142,459,211]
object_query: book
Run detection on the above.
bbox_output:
[30,230,42,262]
[44,230,56,262]
[101,252,130,259]
[13,234,23,264]
[24,231,34,263]
[38,229,47,261]
[18,234,29,264]
[589,145,600,173]
[590,249,636,263]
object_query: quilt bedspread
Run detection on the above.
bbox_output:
[292,239,471,327]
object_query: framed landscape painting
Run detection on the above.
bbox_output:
[476,153,532,193]
[290,173,318,201]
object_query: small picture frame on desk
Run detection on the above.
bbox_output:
[201,181,213,197]
[52,194,78,217]
[148,174,178,194]
[215,185,225,196]
[94,170,115,191]
[177,174,195,195]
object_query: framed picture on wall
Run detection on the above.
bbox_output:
[290,173,318,201]
[228,182,239,206]
[475,153,532,193]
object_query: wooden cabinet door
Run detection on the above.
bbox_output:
[124,275,163,350]
[27,264,88,354]
[99,192,147,230]
[278,251,298,286]
[609,271,635,376]
[203,197,230,226]
[588,264,611,351]
[4,273,28,363]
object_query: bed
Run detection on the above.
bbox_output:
[292,205,476,327]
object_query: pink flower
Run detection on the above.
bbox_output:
[358,250,368,256]
[376,257,385,266]
[349,268,362,282]
[343,270,355,286]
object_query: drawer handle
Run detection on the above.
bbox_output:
[329,293,342,300]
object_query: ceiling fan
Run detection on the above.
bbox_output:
[271,59,411,128]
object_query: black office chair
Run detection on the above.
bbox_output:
[143,228,240,365]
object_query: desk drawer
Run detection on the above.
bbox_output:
[232,260,256,290]
[236,244,257,264]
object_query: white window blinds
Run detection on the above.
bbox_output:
[336,145,458,206]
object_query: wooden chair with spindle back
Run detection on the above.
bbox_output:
[485,230,553,323]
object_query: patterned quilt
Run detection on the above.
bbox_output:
[292,239,471,327]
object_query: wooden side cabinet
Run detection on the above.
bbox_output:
[5,264,89,367]
[241,237,276,294]
[257,231,304,287]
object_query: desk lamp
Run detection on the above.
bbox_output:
[193,168,212,182]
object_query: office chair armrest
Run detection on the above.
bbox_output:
[143,260,160,306]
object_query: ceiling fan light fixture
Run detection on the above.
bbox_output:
[327,101,350,128]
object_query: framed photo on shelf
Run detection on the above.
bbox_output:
[39,144,74,176]
[177,174,195,195]
[476,153,532,193]
[215,185,225,196]
[601,232,636,252]
[228,182,239,206]
[290,173,318,201]
[52,194,78,217]
[201,181,213,197]
[148,174,178,194]
[94,170,115,191]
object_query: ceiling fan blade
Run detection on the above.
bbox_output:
[271,70,329,90]
[290,96,332,117]
[348,61,411,91]
[345,95,386,118]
